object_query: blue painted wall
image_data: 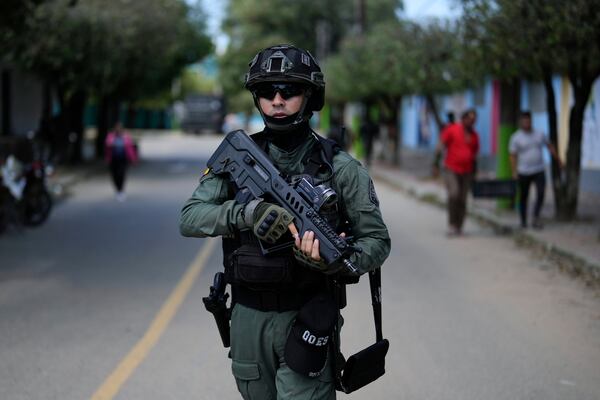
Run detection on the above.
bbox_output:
[400,79,495,156]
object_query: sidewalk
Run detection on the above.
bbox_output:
[370,151,600,286]
[47,161,105,202]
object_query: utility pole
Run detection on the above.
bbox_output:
[1,69,11,136]
[356,0,367,35]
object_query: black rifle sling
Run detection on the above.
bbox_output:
[331,280,346,391]
[250,131,269,152]
[332,268,385,393]
[304,133,339,177]
[369,268,384,342]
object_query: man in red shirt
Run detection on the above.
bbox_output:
[433,109,479,236]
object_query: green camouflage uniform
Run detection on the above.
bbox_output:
[180,134,390,400]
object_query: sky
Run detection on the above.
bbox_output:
[402,0,462,19]
[199,0,227,53]
[198,0,461,54]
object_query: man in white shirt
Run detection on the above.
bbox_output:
[509,111,562,228]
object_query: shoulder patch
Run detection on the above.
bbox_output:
[369,178,380,206]
[199,167,213,183]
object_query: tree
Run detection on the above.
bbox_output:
[4,0,212,161]
[326,21,413,162]
[179,68,218,98]
[462,0,600,220]
[217,0,404,114]
[0,0,47,57]
[0,0,54,138]
[325,17,468,164]
[218,0,350,115]
[410,20,469,131]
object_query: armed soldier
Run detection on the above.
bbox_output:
[180,44,390,400]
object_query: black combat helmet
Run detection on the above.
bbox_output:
[245,44,325,130]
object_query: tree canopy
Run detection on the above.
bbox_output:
[325,21,416,104]
[217,0,403,114]
[3,0,212,103]
[325,18,466,128]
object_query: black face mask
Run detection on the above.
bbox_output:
[264,116,311,151]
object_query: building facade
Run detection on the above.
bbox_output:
[399,77,600,193]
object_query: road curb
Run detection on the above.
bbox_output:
[372,170,600,288]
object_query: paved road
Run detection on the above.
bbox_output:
[1,132,599,400]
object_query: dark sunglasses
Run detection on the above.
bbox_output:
[254,83,305,100]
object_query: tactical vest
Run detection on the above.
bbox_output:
[222,131,349,312]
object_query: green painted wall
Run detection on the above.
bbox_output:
[497,124,515,209]
[352,113,364,158]
[320,103,330,134]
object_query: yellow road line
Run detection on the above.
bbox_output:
[90,239,217,400]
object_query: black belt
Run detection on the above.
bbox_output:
[234,285,321,312]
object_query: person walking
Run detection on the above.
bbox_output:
[180,44,390,399]
[433,109,480,236]
[359,115,379,167]
[104,122,137,201]
[509,111,562,228]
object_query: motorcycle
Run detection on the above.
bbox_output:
[22,157,53,226]
[0,152,53,232]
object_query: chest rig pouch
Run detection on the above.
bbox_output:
[230,236,294,290]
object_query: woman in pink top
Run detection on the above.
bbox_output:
[104,121,138,201]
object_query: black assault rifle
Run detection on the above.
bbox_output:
[207,130,360,274]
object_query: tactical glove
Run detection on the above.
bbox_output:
[292,247,345,275]
[244,200,294,243]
